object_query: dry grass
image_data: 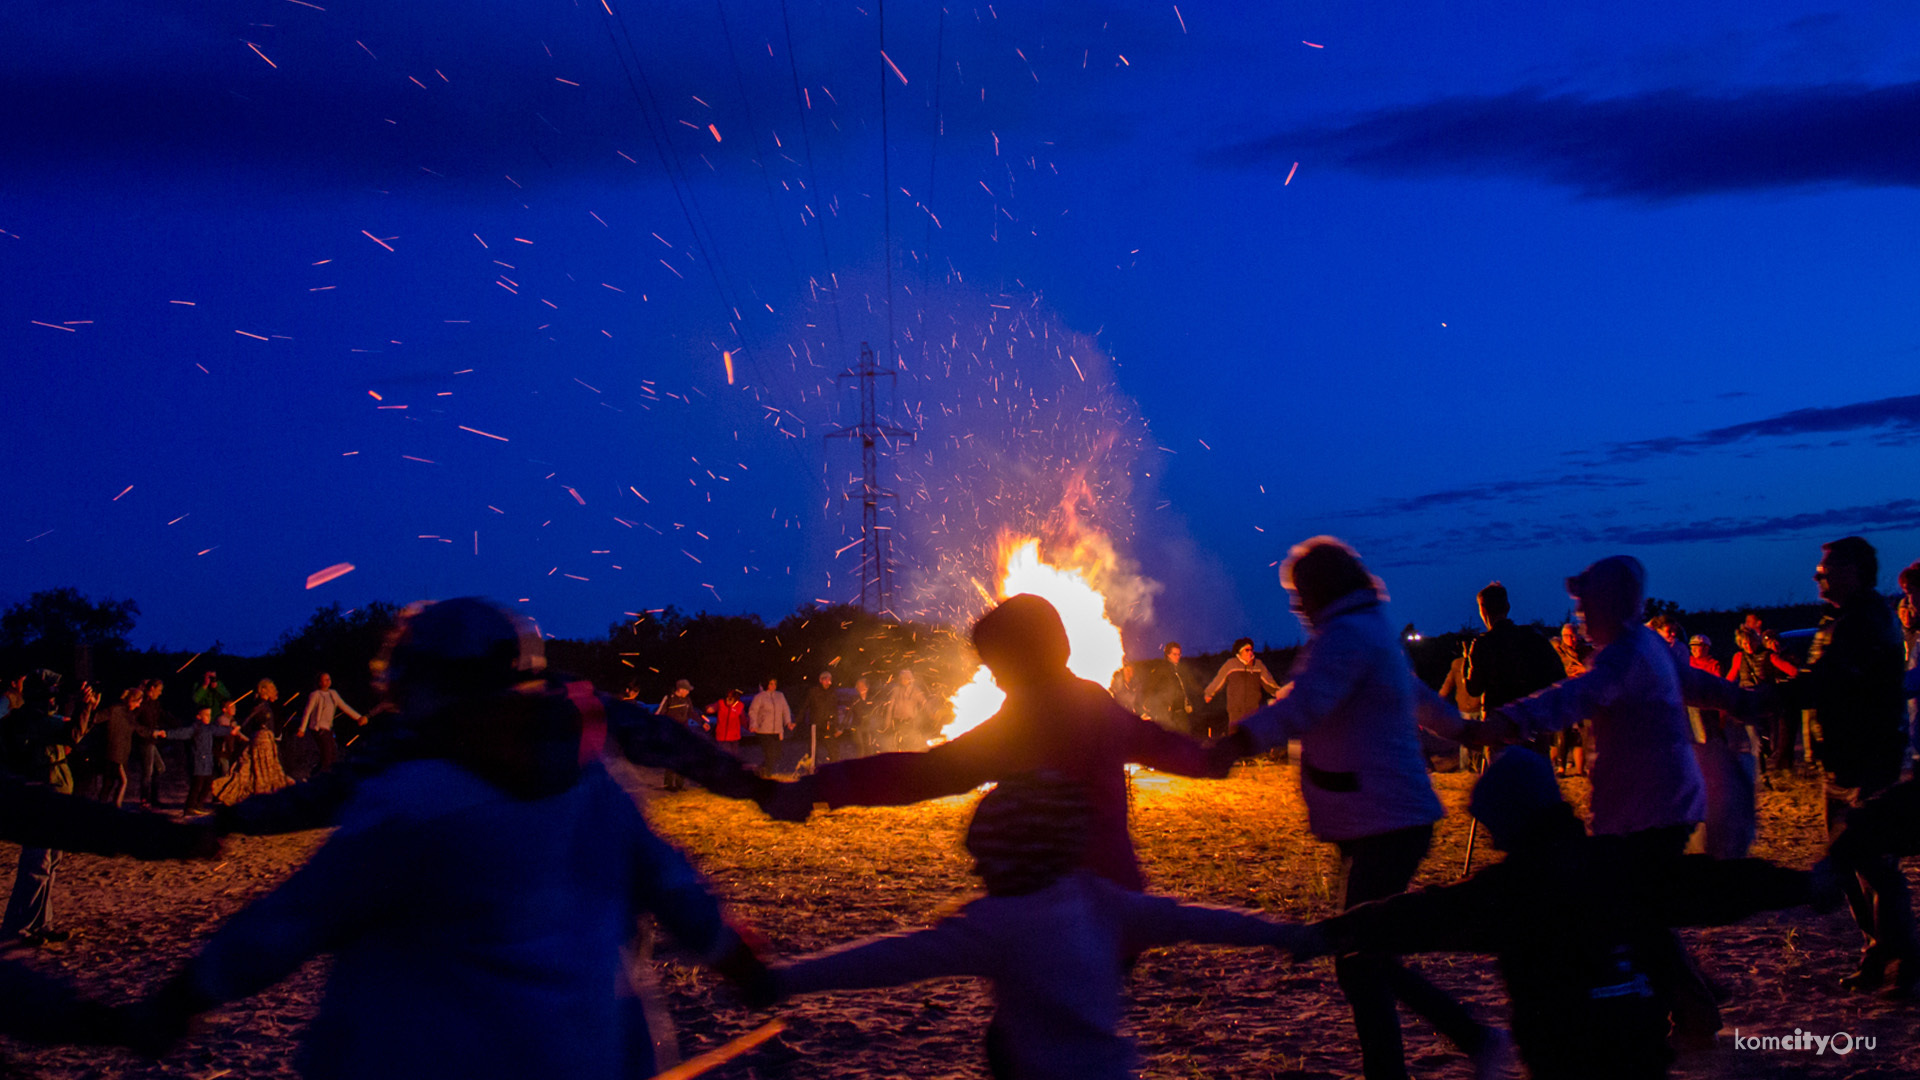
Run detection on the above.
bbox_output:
[0,766,1910,1078]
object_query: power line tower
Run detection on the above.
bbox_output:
[827,341,915,615]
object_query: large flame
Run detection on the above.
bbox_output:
[941,538,1126,741]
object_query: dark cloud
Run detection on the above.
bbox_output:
[1207,82,1920,199]
[1594,393,1920,463]
[1372,498,1920,566]
[1337,474,1645,518]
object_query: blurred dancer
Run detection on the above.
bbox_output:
[768,773,1300,1080]
[1211,537,1505,1080]
[130,597,769,1078]
[763,595,1219,892]
[1288,750,1828,1080]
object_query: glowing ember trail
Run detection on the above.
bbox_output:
[941,538,1127,741]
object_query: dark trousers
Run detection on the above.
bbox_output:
[1334,824,1486,1080]
[1,848,61,937]
[185,774,215,813]
[313,729,339,771]
[1826,776,1919,967]
[1618,825,1722,1039]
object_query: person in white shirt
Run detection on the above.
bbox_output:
[296,673,363,773]
[746,678,792,776]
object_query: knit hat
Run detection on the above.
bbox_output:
[675,678,693,691]
[1467,749,1565,851]
[964,771,1091,896]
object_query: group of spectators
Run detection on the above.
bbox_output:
[0,667,366,945]
[635,667,940,777]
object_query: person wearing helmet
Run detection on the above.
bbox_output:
[212,598,776,838]
[129,597,771,1078]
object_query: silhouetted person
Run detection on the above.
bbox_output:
[763,594,1218,892]
[1465,582,1564,755]
[1146,642,1200,738]
[1289,749,1827,1080]
[127,597,770,1078]
[1778,536,1918,994]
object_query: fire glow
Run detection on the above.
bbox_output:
[941,537,1126,741]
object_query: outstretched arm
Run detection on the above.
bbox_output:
[774,914,985,999]
[603,697,772,802]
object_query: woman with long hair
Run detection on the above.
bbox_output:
[216,679,291,804]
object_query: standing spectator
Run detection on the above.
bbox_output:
[846,677,878,756]
[705,689,746,756]
[1690,635,1757,859]
[1203,639,1282,739]
[1727,619,1800,771]
[656,680,698,792]
[190,671,232,715]
[295,673,362,774]
[1646,615,1690,667]
[160,706,237,815]
[748,678,792,776]
[133,680,173,808]
[1465,582,1566,755]
[0,670,81,944]
[1550,624,1592,775]
[1216,538,1504,1080]
[1108,662,1145,716]
[1,674,26,719]
[1780,536,1918,995]
[98,686,144,808]
[1438,643,1484,773]
[882,670,933,751]
[1146,642,1200,740]
[802,672,842,764]
[1898,561,1920,768]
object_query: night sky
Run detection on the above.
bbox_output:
[7,1,1920,654]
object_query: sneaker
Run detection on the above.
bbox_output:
[1471,1026,1517,1080]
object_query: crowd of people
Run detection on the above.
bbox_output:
[0,532,1916,1080]
[630,665,944,778]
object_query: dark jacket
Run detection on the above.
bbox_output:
[1318,805,1811,1080]
[1788,591,1907,789]
[804,675,1215,891]
[1466,620,1567,711]
[103,704,138,766]
[0,705,76,794]
[802,684,841,736]
[1145,661,1200,731]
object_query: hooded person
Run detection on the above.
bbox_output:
[1289,749,1828,1080]
[1456,555,1769,1047]
[127,597,771,1079]
[760,593,1219,892]
[767,772,1301,1079]
[1207,537,1503,1080]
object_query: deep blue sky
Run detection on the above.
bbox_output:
[6,1,1920,654]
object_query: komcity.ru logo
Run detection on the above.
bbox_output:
[1731,1028,1875,1055]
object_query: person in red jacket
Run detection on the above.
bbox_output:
[759,594,1220,891]
[705,689,746,755]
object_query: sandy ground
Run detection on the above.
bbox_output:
[0,764,1914,1078]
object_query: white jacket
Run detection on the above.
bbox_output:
[747,690,791,736]
[1237,589,1448,842]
